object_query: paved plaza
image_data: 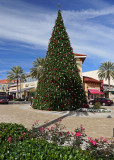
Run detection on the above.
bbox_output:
[0,103,114,139]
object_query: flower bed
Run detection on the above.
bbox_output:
[0,121,114,160]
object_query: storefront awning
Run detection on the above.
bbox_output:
[88,89,104,95]
[9,87,34,93]
[20,87,34,92]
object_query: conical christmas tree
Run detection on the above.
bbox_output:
[33,10,88,111]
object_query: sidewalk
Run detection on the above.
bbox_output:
[0,104,114,139]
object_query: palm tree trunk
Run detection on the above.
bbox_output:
[17,79,19,99]
[108,77,110,99]
[20,79,21,99]
[108,77,110,90]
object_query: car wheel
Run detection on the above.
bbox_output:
[89,102,93,105]
[102,103,106,106]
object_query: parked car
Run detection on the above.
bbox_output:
[7,95,13,101]
[89,98,113,106]
[0,96,9,104]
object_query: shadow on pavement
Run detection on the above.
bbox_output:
[36,111,89,130]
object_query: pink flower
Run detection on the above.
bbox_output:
[103,139,108,143]
[47,128,49,130]
[8,137,11,141]
[67,131,70,135]
[23,132,26,135]
[40,127,44,131]
[51,127,54,130]
[71,131,74,135]
[88,137,92,142]
[76,132,81,137]
[91,140,97,145]
[19,136,21,140]
[100,137,104,140]
[3,129,6,131]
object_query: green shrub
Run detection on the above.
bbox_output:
[94,102,101,109]
[87,137,114,160]
[0,122,114,160]
[0,123,31,144]
[0,139,96,160]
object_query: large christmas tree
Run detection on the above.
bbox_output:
[33,10,87,111]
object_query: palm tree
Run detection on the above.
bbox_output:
[7,66,25,99]
[98,61,114,89]
[30,58,45,79]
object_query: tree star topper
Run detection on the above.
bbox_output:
[57,4,61,9]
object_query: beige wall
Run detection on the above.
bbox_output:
[83,82,101,98]
[9,86,17,93]
[0,83,9,93]
[77,60,83,79]
[83,70,114,86]
[23,81,37,89]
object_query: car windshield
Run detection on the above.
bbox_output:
[0,96,7,99]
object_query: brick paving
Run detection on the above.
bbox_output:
[0,104,114,139]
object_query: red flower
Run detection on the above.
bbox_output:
[76,132,81,137]
[51,127,54,130]
[23,132,26,135]
[91,140,97,145]
[71,131,74,135]
[8,137,11,141]
[3,129,6,131]
[40,127,44,131]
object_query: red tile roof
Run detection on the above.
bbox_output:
[83,76,101,83]
[73,53,87,56]
[73,53,87,63]
[0,79,8,84]
[0,79,14,84]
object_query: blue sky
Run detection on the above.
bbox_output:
[0,0,114,80]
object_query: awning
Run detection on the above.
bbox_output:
[99,92,104,95]
[19,87,34,92]
[9,91,16,93]
[9,87,34,93]
[88,89,104,95]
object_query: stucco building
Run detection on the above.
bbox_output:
[83,70,114,99]
[0,79,13,95]
[83,76,104,99]
[73,53,87,80]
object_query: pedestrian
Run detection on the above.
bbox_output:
[25,96,28,101]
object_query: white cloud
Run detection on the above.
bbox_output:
[0,0,114,62]
[0,70,8,74]
[63,5,114,20]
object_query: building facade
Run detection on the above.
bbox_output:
[83,76,104,99]
[73,53,87,80]
[83,70,114,100]
[0,79,13,95]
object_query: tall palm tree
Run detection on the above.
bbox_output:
[30,58,45,79]
[7,66,25,99]
[98,61,114,89]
